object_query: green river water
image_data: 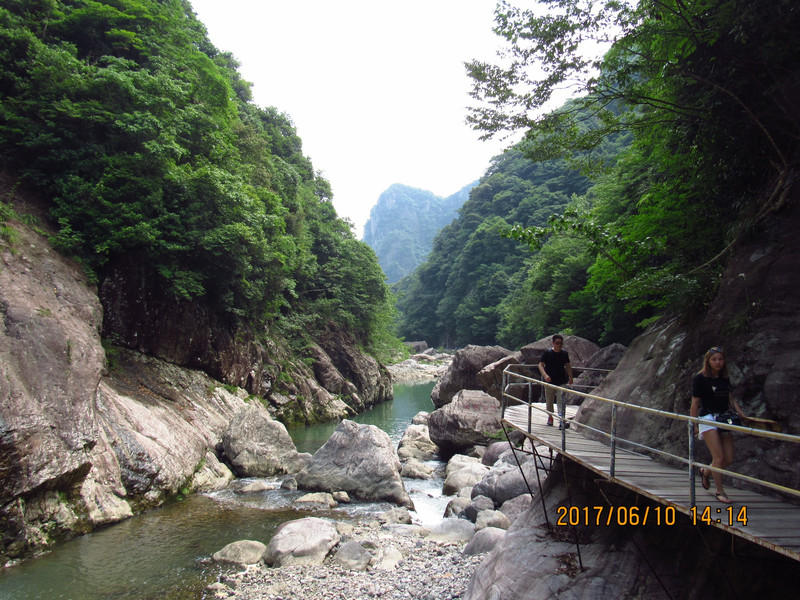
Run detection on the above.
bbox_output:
[0,381,440,600]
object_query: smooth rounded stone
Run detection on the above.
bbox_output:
[294,492,337,508]
[463,495,495,523]
[332,490,351,503]
[335,521,355,537]
[471,459,538,506]
[375,545,404,570]
[381,523,428,536]
[379,506,412,525]
[475,509,511,531]
[457,486,474,499]
[295,420,413,508]
[444,497,471,518]
[411,411,430,425]
[222,405,306,477]
[446,454,482,477]
[212,540,267,566]
[443,462,489,496]
[462,527,507,556]
[401,458,435,479]
[500,494,532,524]
[397,423,439,462]
[482,441,515,466]
[236,480,275,494]
[333,540,372,571]
[425,518,475,543]
[280,476,297,490]
[428,389,503,450]
[263,517,340,567]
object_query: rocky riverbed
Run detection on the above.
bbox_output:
[213,521,483,600]
[386,351,453,382]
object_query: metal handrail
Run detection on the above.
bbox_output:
[501,365,800,506]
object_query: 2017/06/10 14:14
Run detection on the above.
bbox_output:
[691,505,748,526]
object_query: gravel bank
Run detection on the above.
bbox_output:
[213,522,483,600]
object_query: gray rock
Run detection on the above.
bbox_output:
[443,462,489,496]
[462,527,506,556]
[281,476,298,491]
[482,441,516,466]
[397,423,439,462]
[431,345,512,407]
[294,492,337,508]
[411,411,430,425]
[332,491,351,503]
[471,459,539,506]
[401,458,435,479]
[425,518,475,543]
[476,354,521,401]
[333,540,373,571]
[295,420,413,508]
[463,495,495,522]
[428,390,503,452]
[222,405,305,477]
[475,509,511,530]
[444,497,471,518]
[212,540,267,566]
[499,494,532,525]
[263,517,340,567]
[379,507,413,525]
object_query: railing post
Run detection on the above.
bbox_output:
[610,404,617,478]
[689,418,696,507]
[527,381,532,433]
[501,370,507,419]
[560,388,567,451]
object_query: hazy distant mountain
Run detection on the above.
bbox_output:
[362,182,476,284]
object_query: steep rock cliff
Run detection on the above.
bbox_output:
[0,190,391,563]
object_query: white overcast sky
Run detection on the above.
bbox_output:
[189,0,521,237]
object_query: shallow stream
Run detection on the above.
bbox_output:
[0,381,442,600]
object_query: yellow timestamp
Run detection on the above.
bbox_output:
[556,505,678,527]
[691,505,748,526]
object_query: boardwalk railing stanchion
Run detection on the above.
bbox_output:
[689,418,696,507]
[610,404,618,478]
[527,380,533,433]
[501,370,507,419]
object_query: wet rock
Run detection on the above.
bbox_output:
[428,390,503,452]
[263,517,340,567]
[295,420,413,508]
[222,405,307,477]
[431,345,512,407]
[212,540,267,566]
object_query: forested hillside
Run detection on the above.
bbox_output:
[0,0,398,358]
[397,0,799,350]
[362,182,474,284]
[393,147,599,347]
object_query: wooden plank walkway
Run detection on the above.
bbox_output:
[503,403,800,562]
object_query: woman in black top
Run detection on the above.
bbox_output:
[690,347,747,504]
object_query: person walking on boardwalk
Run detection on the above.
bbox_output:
[690,346,748,504]
[538,334,573,429]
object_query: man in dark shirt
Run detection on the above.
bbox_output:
[538,334,574,428]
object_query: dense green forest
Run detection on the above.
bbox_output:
[0,0,399,357]
[362,183,474,284]
[396,0,799,349]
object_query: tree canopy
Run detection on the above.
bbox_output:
[0,0,399,356]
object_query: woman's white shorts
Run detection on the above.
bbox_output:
[698,413,721,440]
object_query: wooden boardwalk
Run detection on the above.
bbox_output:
[503,403,800,562]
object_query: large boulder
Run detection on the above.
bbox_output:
[263,517,340,567]
[428,390,503,451]
[431,345,512,407]
[570,343,627,398]
[476,354,522,401]
[295,420,413,508]
[222,405,307,477]
[397,423,439,462]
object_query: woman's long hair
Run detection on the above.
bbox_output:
[699,347,730,378]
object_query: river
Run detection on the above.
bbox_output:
[0,381,441,600]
